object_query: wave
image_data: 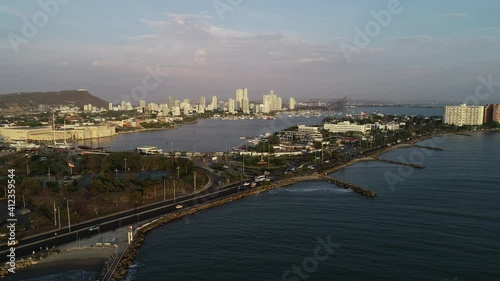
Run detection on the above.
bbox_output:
[123,261,141,281]
[24,269,97,281]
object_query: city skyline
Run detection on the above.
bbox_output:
[1,1,500,103]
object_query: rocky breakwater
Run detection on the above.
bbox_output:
[414,144,444,151]
[107,175,326,281]
[320,175,377,198]
[375,157,425,169]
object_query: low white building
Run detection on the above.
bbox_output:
[323,121,371,134]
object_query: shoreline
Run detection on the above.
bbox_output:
[109,131,461,280]
[115,120,199,135]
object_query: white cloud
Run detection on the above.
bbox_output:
[125,34,159,40]
[194,48,207,65]
[0,6,24,17]
[390,35,433,44]
[439,13,468,18]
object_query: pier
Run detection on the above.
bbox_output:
[320,175,377,197]
[414,144,444,151]
[374,157,425,169]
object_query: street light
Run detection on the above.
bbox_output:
[63,197,71,232]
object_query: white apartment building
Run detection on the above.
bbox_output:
[444,104,484,126]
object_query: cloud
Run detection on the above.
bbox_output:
[390,35,432,44]
[0,6,24,17]
[138,18,168,28]
[125,34,159,40]
[297,57,327,63]
[194,48,207,65]
[465,27,499,32]
[439,13,468,18]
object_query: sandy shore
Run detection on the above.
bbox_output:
[3,248,116,281]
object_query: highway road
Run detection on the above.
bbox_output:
[0,167,244,262]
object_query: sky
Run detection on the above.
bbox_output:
[1,0,500,104]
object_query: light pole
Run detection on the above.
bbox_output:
[64,198,71,232]
[193,171,197,191]
[124,157,127,173]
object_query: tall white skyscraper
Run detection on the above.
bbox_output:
[289,97,296,110]
[108,102,113,111]
[242,97,250,114]
[228,98,236,114]
[236,89,243,110]
[139,100,146,108]
[199,97,206,108]
[211,96,218,110]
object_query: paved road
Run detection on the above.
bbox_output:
[0,166,243,262]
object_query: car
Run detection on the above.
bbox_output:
[255,175,266,182]
[176,204,183,209]
[243,182,251,186]
[89,225,100,231]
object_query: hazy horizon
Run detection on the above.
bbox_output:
[1,0,500,104]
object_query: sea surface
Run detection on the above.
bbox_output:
[125,132,500,281]
[89,107,443,152]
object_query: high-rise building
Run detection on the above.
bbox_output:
[236,89,243,110]
[494,104,500,122]
[167,96,174,109]
[108,103,113,111]
[139,100,146,108]
[228,98,235,114]
[289,97,296,110]
[210,96,218,110]
[444,104,484,126]
[242,97,250,114]
[199,97,206,109]
[485,104,500,123]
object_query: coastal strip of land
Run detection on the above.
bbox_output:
[107,133,450,280]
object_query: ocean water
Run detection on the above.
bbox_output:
[89,107,442,152]
[127,132,500,281]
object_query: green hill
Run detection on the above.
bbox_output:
[0,90,109,111]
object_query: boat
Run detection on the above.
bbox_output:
[136,146,163,155]
[9,141,40,151]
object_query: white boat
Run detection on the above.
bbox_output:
[9,141,40,150]
[136,146,163,155]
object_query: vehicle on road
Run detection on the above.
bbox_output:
[176,204,183,209]
[89,225,100,231]
[255,175,266,182]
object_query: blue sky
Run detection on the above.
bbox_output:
[1,0,500,104]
